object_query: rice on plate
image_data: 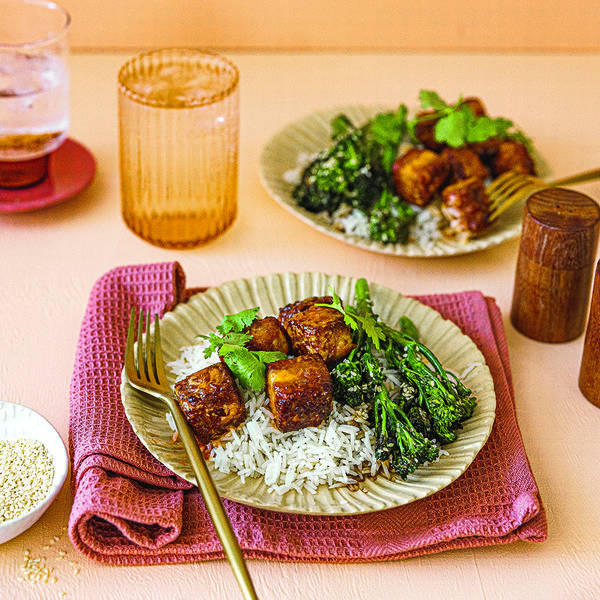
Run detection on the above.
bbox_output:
[166,337,481,497]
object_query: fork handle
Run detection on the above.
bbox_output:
[549,167,600,188]
[166,397,260,600]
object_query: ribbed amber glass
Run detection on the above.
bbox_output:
[118,49,239,248]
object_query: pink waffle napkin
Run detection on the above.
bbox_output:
[68,262,547,564]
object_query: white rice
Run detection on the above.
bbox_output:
[167,339,381,496]
[283,151,316,185]
[333,202,444,247]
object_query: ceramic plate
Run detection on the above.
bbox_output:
[121,273,496,515]
[259,105,543,257]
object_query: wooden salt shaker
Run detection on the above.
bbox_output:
[579,260,600,407]
[510,188,600,342]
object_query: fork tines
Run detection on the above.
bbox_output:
[126,307,162,389]
[136,308,164,385]
[487,172,544,222]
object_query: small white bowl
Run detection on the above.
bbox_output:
[0,400,69,544]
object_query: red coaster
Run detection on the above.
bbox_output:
[0,139,96,213]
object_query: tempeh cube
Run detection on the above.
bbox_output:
[440,146,489,184]
[278,296,333,329]
[266,354,333,433]
[441,176,490,240]
[174,362,246,445]
[285,305,355,367]
[491,140,536,177]
[392,148,450,207]
[244,316,291,354]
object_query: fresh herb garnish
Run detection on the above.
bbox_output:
[410,90,531,149]
[199,308,287,391]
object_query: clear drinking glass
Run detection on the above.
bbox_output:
[0,0,71,188]
[118,49,240,249]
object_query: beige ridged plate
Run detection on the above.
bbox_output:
[121,273,496,515]
[259,105,543,257]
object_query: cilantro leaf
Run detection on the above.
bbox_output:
[217,307,260,335]
[411,90,531,149]
[320,286,386,351]
[358,313,386,350]
[434,107,469,148]
[198,308,287,391]
[367,105,408,172]
[219,345,267,391]
[255,350,290,363]
[419,90,451,112]
[200,330,252,359]
[465,115,512,143]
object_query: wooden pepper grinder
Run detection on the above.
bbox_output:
[510,187,600,342]
[579,260,600,407]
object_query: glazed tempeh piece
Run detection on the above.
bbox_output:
[441,176,490,239]
[392,148,450,207]
[285,305,355,367]
[491,139,536,177]
[441,146,489,184]
[266,354,333,433]
[244,316,291,354]
[174,362,247,444]
[278,296,333,329]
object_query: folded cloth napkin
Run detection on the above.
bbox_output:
[68,261,547,565]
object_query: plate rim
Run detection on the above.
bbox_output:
[121,272,497,515]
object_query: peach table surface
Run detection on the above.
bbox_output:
[1,52,599,600]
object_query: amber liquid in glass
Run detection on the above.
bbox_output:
[119,52,239,249]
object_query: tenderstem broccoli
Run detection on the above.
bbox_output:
[369,189,415,245]
[293,106,415,243]
[326,278,477,478]
[364,352,440,478]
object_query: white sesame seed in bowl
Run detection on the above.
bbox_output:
[0,401,68,545]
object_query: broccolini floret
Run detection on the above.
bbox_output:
[330,348,369,408]
[292,106,415,241]
[325,278,478,479]
[369,189,415,244]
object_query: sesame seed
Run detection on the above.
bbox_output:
[0,438,54,523]
[20,551,54,584]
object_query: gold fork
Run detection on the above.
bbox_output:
[124,308,259,600]
[487,167,600,222]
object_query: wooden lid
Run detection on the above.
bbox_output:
[520,188,600,269]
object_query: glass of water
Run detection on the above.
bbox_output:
[0,0,70,188]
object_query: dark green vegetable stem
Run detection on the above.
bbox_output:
[329,278,477,478]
